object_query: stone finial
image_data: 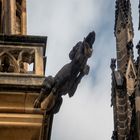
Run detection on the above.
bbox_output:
[114,0,133,36]
[136,41,140,55]
[110,59,116,71]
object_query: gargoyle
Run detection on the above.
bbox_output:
[34,31,95,113]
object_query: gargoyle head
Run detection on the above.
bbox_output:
[83,31,95,58]
[84,31,95,48]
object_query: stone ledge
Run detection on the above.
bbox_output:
[0,73,45,87]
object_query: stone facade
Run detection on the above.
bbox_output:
[0,1,53,140]
[111,0,139,139]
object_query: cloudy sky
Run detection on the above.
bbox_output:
[27,0,139,140]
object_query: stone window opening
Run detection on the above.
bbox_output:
[28,63,35,74]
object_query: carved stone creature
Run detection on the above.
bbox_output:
[34,31,95,113]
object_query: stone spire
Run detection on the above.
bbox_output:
[114,0,134,74]
[111,0,138,139]
[114,0,134,36]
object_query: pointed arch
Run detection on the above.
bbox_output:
[0,51,19,72]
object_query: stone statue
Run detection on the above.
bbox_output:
[34,31,95,113]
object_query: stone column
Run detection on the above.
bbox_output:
[21,0,27,35]
[3,0,16,34]
[35,47,44,76]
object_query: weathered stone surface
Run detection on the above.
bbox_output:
[0,113,43,140]
[0,6,52,139]
[112,1,137,139]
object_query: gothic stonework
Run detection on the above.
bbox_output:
[0,0,27,34]
[0,0,54,140]
[111,0,140,139]
[0,34,52,140]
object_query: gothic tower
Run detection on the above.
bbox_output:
[0,0,26,34]
[0,1,53,140]
[111,0,140,139]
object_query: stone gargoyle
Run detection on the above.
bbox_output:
[34,31,95,113]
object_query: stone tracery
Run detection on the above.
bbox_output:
[0,48,35,73]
